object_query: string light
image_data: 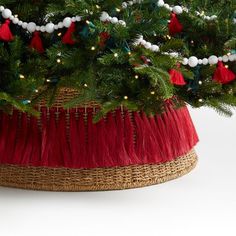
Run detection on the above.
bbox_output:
[124,96,128,100]
[19,74,25,79]
[114,53,118,57]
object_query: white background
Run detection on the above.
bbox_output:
[0,107,236,236]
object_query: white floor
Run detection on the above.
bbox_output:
[0,107,236,236]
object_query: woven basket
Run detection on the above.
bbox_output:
[0,89,199,191]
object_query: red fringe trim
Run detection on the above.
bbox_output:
[0,104,199,168]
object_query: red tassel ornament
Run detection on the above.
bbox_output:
[99,32,110,47]
[62,22,76,45]
[169,68,186,85]
[0,20,14,42]
[30,32,45,53]
[213,62,236,84]
[169,13,183,36]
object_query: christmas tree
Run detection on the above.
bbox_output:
[0,0,235,119]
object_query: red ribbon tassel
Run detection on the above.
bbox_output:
[213,62,236,84]
[169,13,183,36]
[30,32,45,53]
[0,20,14,42]
[62,22,76,45]
[169,69,186,85]
[99,32,110,47]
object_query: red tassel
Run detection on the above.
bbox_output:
[213,62,236,84]
[99,32,110,47]
[105,112,118,165]
[58,109,72,167]
[48,109,63,167]
[30,32,45,53]
[170,69,186,85]
[62,22,76,45]
[133,112,147,164]
[169,13,183,36]
[95,118,113,167]
[0,20,14,42]
[12,113,29,164]
[123,110,140,164]
[28,115,41,166]
[114,109,130,166]
[87,109,99,168]
[2,110,18,164]
[141,112,163,163]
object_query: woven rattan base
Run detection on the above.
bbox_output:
[0,149,198,191]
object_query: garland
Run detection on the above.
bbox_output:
[134,35,236,68]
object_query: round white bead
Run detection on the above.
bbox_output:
[100,12,109,22]
[218,57,223,61]
[164,4,170,10]
[12,18,19,24]
[40,26,46,32]
[27,22,36,33]
[22,22,28,29]
[210,15,217,20]
[18,21,23,26]
[229,54,235,62]
[57,22,64,28]
[2,8,12,19]
[76,16,82,22]
[122,2,128,8]
[111,17,118,24]
[202,58,209,65]
[169,52,179,57]
[182,58,189,65]
[118,20,126,27]
[144,42,152,49]
[151,45,160,52]
[198,59,203,64]
[173,6,183,15]
[63,17,72,28]
[222,55,229,62]
[188,56,199,67]
[45,23,55,33]
[208,55,218,65]
[36,26,40,31]
[157,0,165,7]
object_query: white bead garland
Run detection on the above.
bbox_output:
[0,6,82,34]
[100,11,126,27]
[133,36,236,68]
[133,35,160,52]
